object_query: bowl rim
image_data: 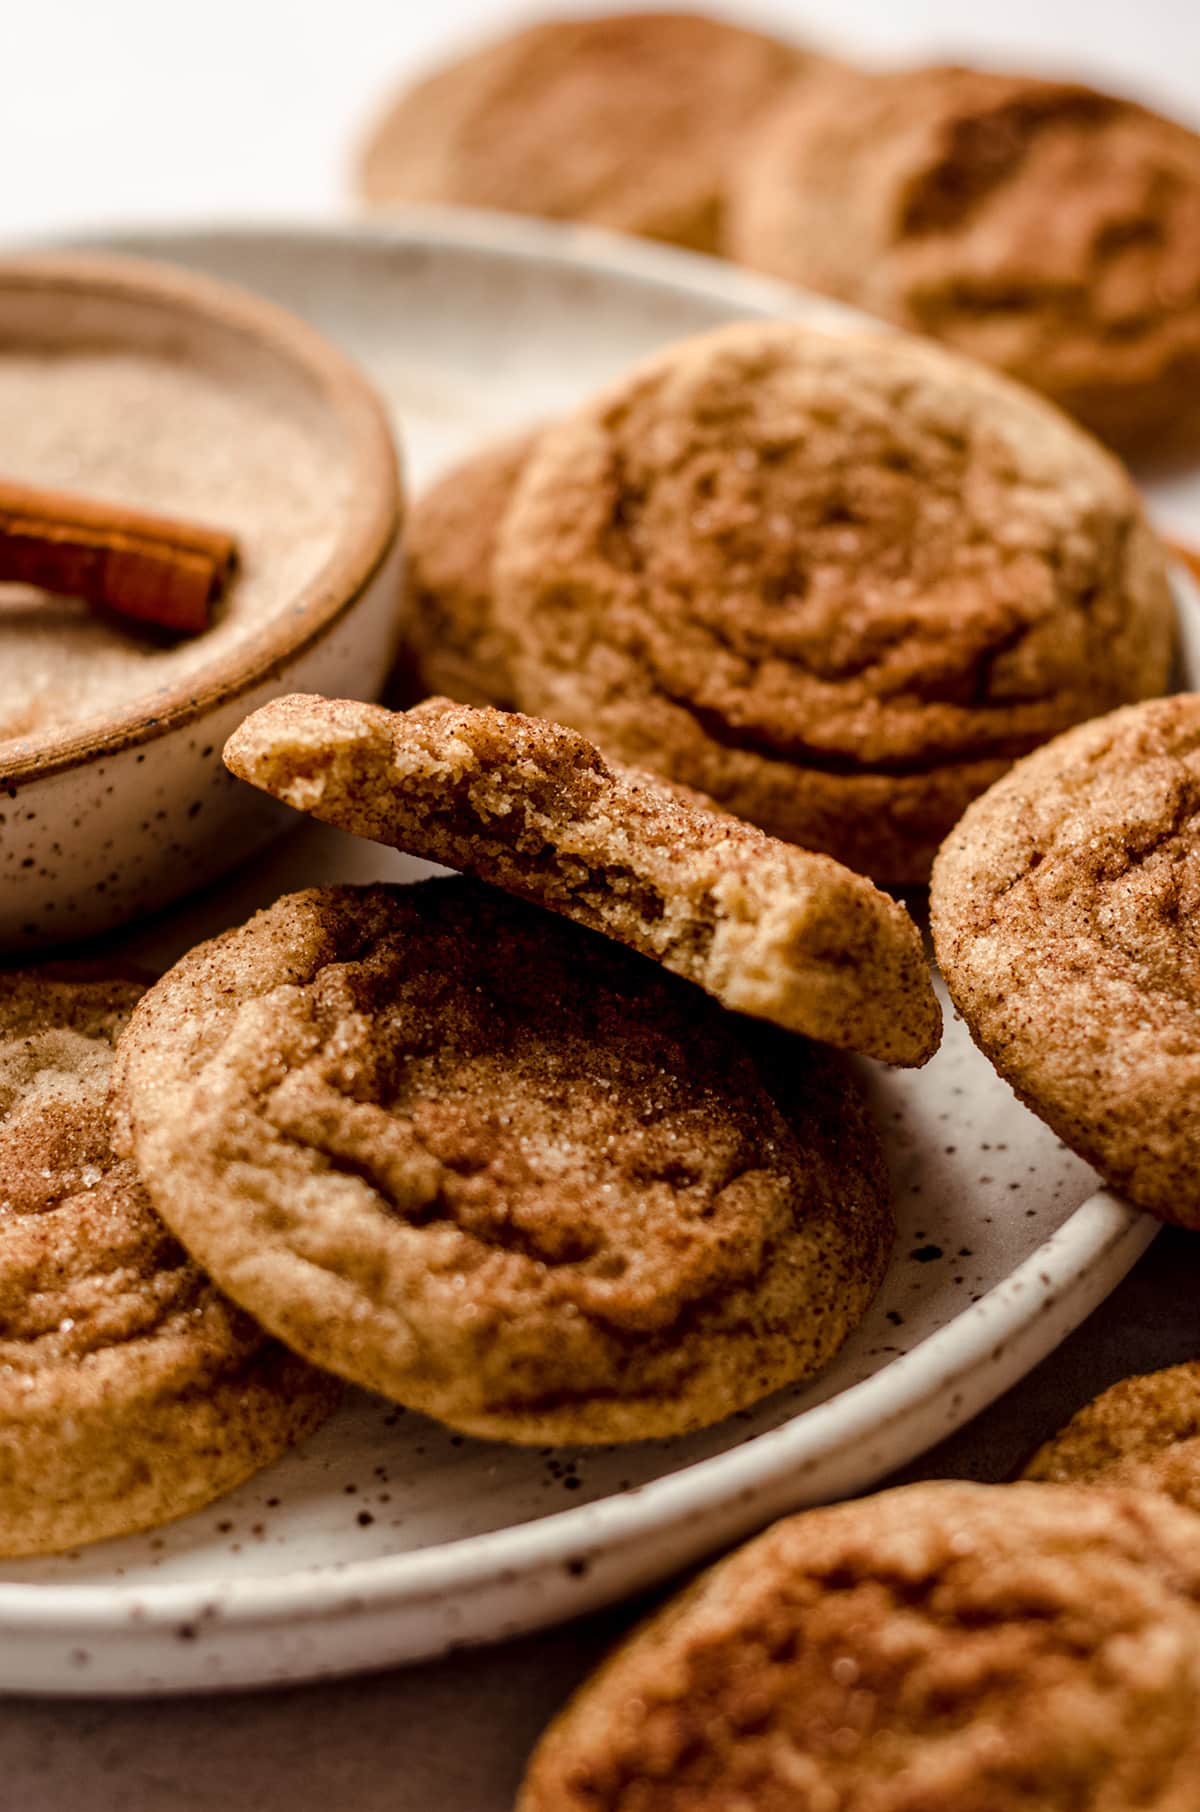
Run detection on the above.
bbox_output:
[0,250,401,788]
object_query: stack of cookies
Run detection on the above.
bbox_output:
[385,311,1198,1244]
[357,9,1200,454]
[359,312,1196,1796]
[4,640,949,1549]
[4,29,1199,1788]
[6,300,1194,1577]
[396,318,1174,880]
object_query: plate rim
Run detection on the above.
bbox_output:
[0,1192,1154,1633]
[0,210,1178,1652]
[10,202,873,332]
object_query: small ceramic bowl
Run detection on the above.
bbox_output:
[0,253,402,950]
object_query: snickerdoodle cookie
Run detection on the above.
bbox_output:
[728,65,1200,453]
[0,967,338,1556]
[1023,1364,1200,1515]
[520,1480,1200,1811]
[493,321,1174,882]
[390,430,539,709]
[356,13,818,254]
[931,694,1200,1226]
[225,694,940,1066]
[113,881,893,1445]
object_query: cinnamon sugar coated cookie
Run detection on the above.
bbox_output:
[520,1481,1200,1811]
[493,321,1174,882]
[727,65,1200,452]
[226,695,940,1066]
[113,881,893,1445]
[0,968,338,1556]
[356,12,816,253]
[1023,1363,1200,1514]
[389,430,538,709]
[931,694,1200,1226]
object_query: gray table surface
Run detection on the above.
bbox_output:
[5,1225,1196,1812]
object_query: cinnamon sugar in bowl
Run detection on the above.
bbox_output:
[0,254,401,949]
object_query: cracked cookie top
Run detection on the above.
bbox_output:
[493,321,1173,880]
[0,967,337,1555]
[931,694,1200,1225]
[356,12,813,254]
[521,1480,1200,1811]
[113,880,893,1444]
[225,694,940,1066]
[728,66,1200,452]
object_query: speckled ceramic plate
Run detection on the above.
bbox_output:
[2,214,1191,1696]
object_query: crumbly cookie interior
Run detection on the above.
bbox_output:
[224,693,942,1065]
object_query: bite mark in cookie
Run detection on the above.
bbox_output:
[225,694,941,1066]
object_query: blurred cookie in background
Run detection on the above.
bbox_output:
[729,65,1200,456]
[356,11,837,255]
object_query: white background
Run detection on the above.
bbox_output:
[2,4,1199,1808]
[2,0,1199,243]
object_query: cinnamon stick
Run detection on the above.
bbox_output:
[0,478,238,636]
